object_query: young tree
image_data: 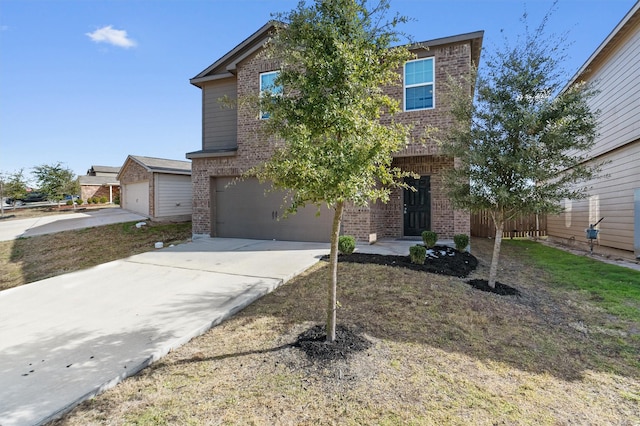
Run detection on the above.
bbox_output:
[440,11,600,288]
[252,0,415,342]
[32,162,78,205]
[1,169,29,210]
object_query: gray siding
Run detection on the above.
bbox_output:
[155,174,193,218]
[203,79,237,151]
[547,141,639,253]
[586,28,640,157]
[548,10,640,257]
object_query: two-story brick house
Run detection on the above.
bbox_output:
[187,22,483,243]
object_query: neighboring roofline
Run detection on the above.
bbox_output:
[564,0,640,89]
[117,155,192,180]
[78,176,120,186]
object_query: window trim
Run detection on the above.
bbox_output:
[259,70,280,120]
[404,57,435,112]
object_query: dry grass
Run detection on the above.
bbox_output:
[50,238,640,425]
[0,219,192,291]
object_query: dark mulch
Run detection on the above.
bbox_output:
[327,245,478,278]
[466,279,521,296]
[293,324,372,362]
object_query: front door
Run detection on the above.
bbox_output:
[403,176,431,236]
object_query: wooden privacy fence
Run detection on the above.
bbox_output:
[471,211,547,238]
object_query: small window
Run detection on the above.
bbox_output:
[260,71,281,119]
[404,58,434,111]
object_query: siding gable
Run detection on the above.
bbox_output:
[203,79,238,152]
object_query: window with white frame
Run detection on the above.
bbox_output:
[404,57,434,111]
[259,71,281,119]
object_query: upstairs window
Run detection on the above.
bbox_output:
[404,57,434,111]
[260,71,281,119]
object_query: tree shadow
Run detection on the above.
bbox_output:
[223,239,640,382]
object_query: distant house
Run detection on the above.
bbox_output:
[547,1,640,259]
[79,165,120,204]
[117,155,192,222]
[186,21,483,242]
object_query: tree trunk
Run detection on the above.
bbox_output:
[327,200,344,343]
[488,217,504,289]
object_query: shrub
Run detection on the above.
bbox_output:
[409,245,426,265]
[66,200,73,206]
[114,195,120,205]
[454,234,470,252]
[99,196,108,204]
[421,230,438,248]
[338,235,356,255]
[90,197,98,204]
[76,199,83,205]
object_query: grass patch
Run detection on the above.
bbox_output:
[506,240,640,323]
[0,221,192,291]
[50,238,640,425]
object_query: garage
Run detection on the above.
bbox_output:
[155,174,192,218]
[214,177,334,242]
[123,181,149,216]
[118,155,192,221]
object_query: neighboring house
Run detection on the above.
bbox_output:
[187,22,483,242]
[547,1,640,259]
[79,165,120,204]
[117,155,192,222]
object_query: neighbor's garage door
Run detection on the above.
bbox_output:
[123,181,149,216]
[214,177,333,242]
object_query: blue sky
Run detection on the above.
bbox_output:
[0,0,636,183]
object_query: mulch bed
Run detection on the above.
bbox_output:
[327,245,478,278]
[308,244,520,361]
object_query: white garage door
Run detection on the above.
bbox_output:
[214,177,333,242]
[123,181,149,216]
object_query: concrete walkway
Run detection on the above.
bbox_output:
[0,238,336,426]
[0,208,149,242]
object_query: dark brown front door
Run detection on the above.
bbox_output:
[403,176,431,236]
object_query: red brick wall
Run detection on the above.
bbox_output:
[80,185,120,203]
[119,160,153,216]
[192,39,473,240]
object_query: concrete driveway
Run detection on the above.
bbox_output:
[0,208,149,242]
[0,238,331,426]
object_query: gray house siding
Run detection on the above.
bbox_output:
[547,2,640,258]
[203,79,238,151]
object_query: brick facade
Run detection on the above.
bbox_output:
[118,160,154,216]
[80,185,120,203]
[190,28,478,241]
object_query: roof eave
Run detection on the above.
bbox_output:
[190,20,280,84]
[564,1,640,90]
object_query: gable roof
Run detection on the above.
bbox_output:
[79,175,120,186]
[191,21,279,87]
[190,21,484,88]
[118,155,191,180]
[88,165,120,175]
[567,0,640,87]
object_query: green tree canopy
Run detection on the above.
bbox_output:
[440,11,600,288]
[252,0,415,341]
[1,169,28,209]
[32,162,78,204]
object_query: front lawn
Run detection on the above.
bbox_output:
[51,238,640,425]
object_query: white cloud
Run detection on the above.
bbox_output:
[86,25,136,49]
